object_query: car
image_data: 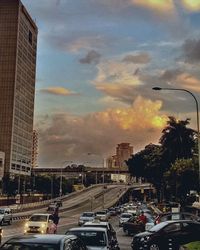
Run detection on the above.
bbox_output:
[109,208,117,216]
[54,199,63,207]
[78,212,96,226]
[131,220,200,250]
[83,220,117,241]
[119,212,132,226]
[47,203,59,216]
[123,216,145,236]
[95,210,109,221]
[154,212,200,224]
[1,234,87,250]
[24,213,57,234]
[66,227,120,250]
[0,208,12,225]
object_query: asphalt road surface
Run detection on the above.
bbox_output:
[1,185,132,249]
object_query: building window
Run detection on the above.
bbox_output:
[28,30,32,45]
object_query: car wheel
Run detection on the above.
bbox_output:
[8,219,12,225]
[149,243,160,250]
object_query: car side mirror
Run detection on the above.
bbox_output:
[49,219,53,223]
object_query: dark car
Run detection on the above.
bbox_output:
[123,216,145,235]
[154,212,200,224]
[1,234,87,250]
[131,220,200,250]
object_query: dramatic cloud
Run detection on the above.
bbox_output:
[122,53,151,64]
[160,69,183,81]
[182,39,200,64]
[66,36,106,53]
[37,96,167,166]
[176,73,200,92]
[131,0,175,14]
[79,50,101,64]
[181,0,200,12]
[39,87,77,96]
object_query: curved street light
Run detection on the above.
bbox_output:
[152,86,200,190]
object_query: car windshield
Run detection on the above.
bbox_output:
[82,213,94,217]
[1,243,59,250]
[67,231,106,246]
[84,224,107,229]
[0,209,5,214]
[148,221,169,232]
[96,211,106,215]
[29,215,48,222]
[121,214,132,218]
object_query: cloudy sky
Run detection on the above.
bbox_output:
[22,0,200,167]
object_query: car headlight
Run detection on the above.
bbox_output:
[41,223,46,228]
[25,223,29,228]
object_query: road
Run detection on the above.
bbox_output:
[2,185,132,249]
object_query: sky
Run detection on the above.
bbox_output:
[22,0,200,167]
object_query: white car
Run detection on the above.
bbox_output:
[24,213,57,234]
[119,213,132,226]
[0,208,12,225]
[78,212,96,226]
[66,227,119,250]
[95,211,109,221]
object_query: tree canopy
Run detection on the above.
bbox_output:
[126,116,198,200]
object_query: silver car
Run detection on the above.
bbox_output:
[66,227,119,250]
[119,213,132,226]
[78,212,96,226]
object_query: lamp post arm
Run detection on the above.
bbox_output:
[160,87,199,134]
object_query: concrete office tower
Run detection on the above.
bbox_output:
[116,143,133,169]
[0,0,38,177]
[31,130,38,168]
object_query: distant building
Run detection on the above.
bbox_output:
[0,152,5,180]
[0,0,38,177]
[31,130,38,168]
[107,143,133,170]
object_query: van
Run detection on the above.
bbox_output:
[0,208,12,225]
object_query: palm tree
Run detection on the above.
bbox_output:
[159,116,196,168]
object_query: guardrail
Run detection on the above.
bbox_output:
[11,185,129,222]
[9,184,106,213]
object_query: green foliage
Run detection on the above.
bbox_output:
[127,143,163,188]
[126,116,198,200]
[160,116,195,167]
[164,158,198,200]
[184,241,200,250]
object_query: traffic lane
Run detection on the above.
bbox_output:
[110,215,132,250]
[2,186,126,244]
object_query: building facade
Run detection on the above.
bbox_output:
[31,130,38,168]
[107,143,133,170]
[0,0,38,177]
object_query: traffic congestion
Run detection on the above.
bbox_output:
[0,191,200,250]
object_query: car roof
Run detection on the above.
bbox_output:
[69,227,107,232]
[4,234,77,244]
[160,219,200,225]
[30,213,52,216]
[84,221,108,226]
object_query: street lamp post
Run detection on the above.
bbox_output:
[152,86,200,190]
[59,160,73,197]
[59,168,63,197]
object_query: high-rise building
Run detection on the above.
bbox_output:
[0,0,38,177]
[116,143,133,168]
[107,143,133,169]
[31,130,38,168]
